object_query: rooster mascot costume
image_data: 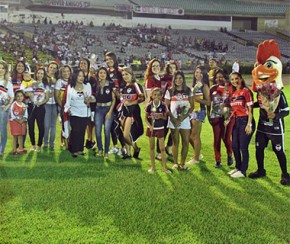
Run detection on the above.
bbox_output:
[249,39,290,185]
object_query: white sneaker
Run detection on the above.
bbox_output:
[199,154,204,160]
[30,146,36,151]
[155,153,162,160]
[108,147,119,154]
[230,170,245,178]
[117,149,123,156]
[148,168,155,173]
[95,150,103,157]
[187,158,200,165]
[227,168,239,175]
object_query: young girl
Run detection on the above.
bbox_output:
[9,90,28,155]
[145,88,171,173]
[144,58,165,160]
[21,71,35,89]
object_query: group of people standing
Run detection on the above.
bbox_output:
[0,60,59,155]
[0,53,289,185]
[0,52,145,162]
[143,57,289,185]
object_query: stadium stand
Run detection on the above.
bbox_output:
[131,0,289,16]
[1,0,289,71]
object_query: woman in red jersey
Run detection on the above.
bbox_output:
[207,69,234,168]
[227,72,255,178]
[144,58,162,102]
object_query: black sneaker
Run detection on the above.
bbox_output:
[227,156,233,166]
[122,154,131,160]
[248,169,266,179]
[85,140,91,149]
[280,173,290,186]
[215,160,221,168]
[133,147,141,159]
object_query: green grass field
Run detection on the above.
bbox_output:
[0,84,289,243]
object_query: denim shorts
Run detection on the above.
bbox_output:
[189,110,206,122]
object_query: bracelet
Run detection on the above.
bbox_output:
[247,123,252,127]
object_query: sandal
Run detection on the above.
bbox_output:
[172,164,179,170]
[163,169,172,174]
[179,165,191,171]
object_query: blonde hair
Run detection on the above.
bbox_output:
[122,66,137,83]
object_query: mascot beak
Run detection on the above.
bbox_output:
[252,63,279,86]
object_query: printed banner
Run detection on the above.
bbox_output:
[134,6,184,15]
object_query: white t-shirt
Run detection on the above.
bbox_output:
[55,79,68,91]
[0,79,14,106]
[64,83,92,118]
[164,89,192,129]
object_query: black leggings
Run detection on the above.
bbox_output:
[28,104,45,147]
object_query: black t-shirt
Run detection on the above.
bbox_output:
[95,81,115,104]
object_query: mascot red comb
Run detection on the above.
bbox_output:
[249,40,290,185]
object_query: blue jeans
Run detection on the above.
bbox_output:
[95,106,114,154]
[44,104,58,148]
[0,108,9,154]
[232,116,255,175]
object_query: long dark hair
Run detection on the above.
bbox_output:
[105,51,123,85]
[193,65,209,87]
[79,58,90,74]
[164,60,178,77]
[70,69,85,88]
[105,51,118,70]
[169,70,191,96]
[11,60,27,83]
[95,67,112,94]
[230,72,247,91]
[213,69,229,85]
[34,67,49,86]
